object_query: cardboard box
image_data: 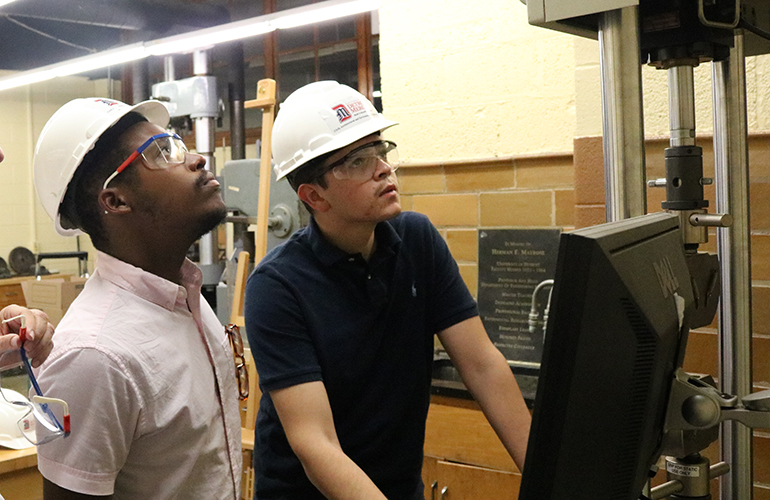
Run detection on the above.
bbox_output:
[21,276,88,326]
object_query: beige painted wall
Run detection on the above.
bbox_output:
[0,73,118,276]
[378,0,577,162]
[574,27,770,139]
[380,1,770,160]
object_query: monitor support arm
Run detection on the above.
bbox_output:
[643,368,770,499]
[664,368,770,434]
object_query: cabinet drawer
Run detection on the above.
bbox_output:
[0,284,25,308]
[424,457,521,500]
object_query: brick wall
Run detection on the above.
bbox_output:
[397,153,575,299]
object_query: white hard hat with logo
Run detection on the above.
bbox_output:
[33,97,170,236]
[0,388,35,450]
[272,81,398,181]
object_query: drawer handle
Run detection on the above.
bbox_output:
[440,486,448,500]
[4,291,18,297]
[431,481,438,500]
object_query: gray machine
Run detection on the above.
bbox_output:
[523,1,770,498]
[214,158,308,324]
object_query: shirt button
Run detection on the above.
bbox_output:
[368,275,372,280]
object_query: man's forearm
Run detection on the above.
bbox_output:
[299,441,388,500]
[461,351,532,471]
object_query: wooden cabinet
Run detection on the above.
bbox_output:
[0,448,43,500]
[0,282,25,309]
[422,395,522,500]
[423,456,520,500]
[0,275,68,310]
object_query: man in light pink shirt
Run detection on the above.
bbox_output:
[31,98,241,500]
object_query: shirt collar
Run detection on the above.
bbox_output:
[307,216,402,267]
[94,251,203,311]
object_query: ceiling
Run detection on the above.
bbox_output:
[0,0,252,71]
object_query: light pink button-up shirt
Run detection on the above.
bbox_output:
[36,252,242,499]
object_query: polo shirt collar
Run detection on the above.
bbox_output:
[307,216,402,267]
[94,251,203,311]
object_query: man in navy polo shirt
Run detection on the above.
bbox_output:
[244,81,531,500]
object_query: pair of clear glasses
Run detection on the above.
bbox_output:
[1,316,71,446]
[102,132,188,189]
[323,140,399,182]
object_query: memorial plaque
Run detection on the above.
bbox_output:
[478,229,561,365]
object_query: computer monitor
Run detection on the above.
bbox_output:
[518,212,695,500]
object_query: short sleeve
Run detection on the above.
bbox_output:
[244,270,323,393]
[36,347,142,496]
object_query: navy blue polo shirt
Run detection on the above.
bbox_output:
[244,211,478,500]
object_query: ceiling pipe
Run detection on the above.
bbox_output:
[0,0,229,31]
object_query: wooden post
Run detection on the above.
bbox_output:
[244,79,277,263]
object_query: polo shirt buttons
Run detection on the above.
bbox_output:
[368,275,372,280]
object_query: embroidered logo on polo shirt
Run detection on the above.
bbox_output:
[411,282,417,297]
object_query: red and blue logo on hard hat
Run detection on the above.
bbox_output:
[94,98,119,107]
[333,104,352,123]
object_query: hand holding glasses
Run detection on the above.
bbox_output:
[1,315,70,446]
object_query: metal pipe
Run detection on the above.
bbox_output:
[193,49,216,268]
[227,42,254,262]
[164,56,176,82]
[598,6,647,222]
[229,42,246,161]
[712,31,753,500]
[131,58,149,104]
[668,65,697,147]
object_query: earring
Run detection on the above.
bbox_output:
[104,210,108,215]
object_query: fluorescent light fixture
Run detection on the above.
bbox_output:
[0,0,381,93]
[271,0,381,29]
[50,44,147,77]
[147,21,274,56]
[0,70,56,92]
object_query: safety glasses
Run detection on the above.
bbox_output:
[225,324,249,401]
[0,316,70,446]
[325,140,399,182]
[103,132,189,189]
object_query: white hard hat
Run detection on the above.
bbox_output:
[272,81,398,181]
[33,97,170,236]
[0,388,35,450]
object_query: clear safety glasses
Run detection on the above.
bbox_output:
[325,140,399,182]
[0,316,70,446]
[103,132,189,189]
[225,324,249,401]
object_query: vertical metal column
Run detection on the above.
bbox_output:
[598,6,647,222]
[131,59,149,104]
[668,65,697,148]
[193,49,216,268]
[712,31,753,500]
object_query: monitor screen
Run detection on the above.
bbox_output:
[518,212,695,500]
